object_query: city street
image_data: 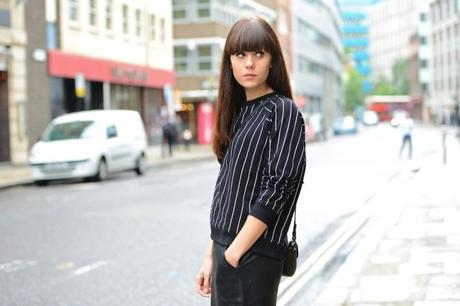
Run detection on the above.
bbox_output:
[0,123,453,306]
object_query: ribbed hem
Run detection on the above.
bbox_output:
[211,226,287,260]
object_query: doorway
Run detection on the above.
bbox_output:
[0,71,10,162]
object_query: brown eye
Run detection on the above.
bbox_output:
[236,52,245,58]
[255,51,265,57]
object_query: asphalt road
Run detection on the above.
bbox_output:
[0,123,446,306]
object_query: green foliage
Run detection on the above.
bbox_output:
[372,58,410,95]
[373,75,396,95]
[345,68,365,113]
[392,58,410,95]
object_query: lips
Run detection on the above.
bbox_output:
[243,74,257,78]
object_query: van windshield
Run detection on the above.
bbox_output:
[41,121,97,141]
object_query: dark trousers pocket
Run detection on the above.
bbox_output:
[211,243,283,306]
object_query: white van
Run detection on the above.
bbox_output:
[29,110,147,185]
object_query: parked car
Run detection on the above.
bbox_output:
[29,110,147,185]
[361,110,379,126]
[333,116,358,135]
[302,112,316,143]
[309,112,327,141]
[390,110,408,127]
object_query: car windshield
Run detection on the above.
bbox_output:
[41,121,97,141]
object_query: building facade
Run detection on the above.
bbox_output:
[25,0,175,154]
[339,0,380,94]
[173,0,344,142]
[429,0,460,124]
[368,0,431,120]
[291,0,344,128]
[172,0,276,144]
[0,0,27,164]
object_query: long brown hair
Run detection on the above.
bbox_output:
[212,16,292,161]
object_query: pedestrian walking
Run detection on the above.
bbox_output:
[162,121,177,157]
[195,16,307,306]
[399,112,414,159]
[182,128,192,151]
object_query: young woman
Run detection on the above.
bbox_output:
[196,16,307,306]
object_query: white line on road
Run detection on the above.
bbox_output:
[73,261,107,276]
[0,260,37,272]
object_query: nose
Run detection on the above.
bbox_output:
[245,55,254,69]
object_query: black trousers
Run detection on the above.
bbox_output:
[211,243,283,306]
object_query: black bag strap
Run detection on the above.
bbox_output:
[292,210,297,242]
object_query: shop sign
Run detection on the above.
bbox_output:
[75,73,86,98]
[111,66,148,83]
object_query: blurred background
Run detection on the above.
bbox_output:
[0,0,459,305]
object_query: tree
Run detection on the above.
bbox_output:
[373,75,396,95]
[392,58,410,95]
[344,68,365,113]
[372,58,410,95]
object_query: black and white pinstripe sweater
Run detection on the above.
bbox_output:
[210,92,307,259]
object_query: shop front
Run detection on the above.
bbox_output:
[47,50,175,145]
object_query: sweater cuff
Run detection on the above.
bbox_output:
[250,204,277,227]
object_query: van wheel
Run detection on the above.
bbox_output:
[35,180,49,186]
[95,159,108,181]
[135,154,146,176]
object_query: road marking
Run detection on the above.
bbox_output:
[73,261,107,276]
[0,260,37,273]
[57,261,75,270]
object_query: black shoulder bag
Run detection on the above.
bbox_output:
[282,212,298,277]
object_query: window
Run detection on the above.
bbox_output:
[420,36,427,45]
[197,45,212,71]
[47,22,58,49]
[0,9,11,27]
[197,0,211,18]
[69,0,79,21]
[160,17,166,42]
[105,0,113,30]
[419,12,427,22]
[149,14,156,41]
[173,0,187,19]
[309,62,322,75]
[174,46,189,72]
[298,56,309,73]
[421,83,428,93]
[433,3,438,23]
[420,59,428,68]
[122,5,129,34]
[89,0,97,26]
[136,9,142,37]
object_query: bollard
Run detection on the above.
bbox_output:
[442,127,447,165]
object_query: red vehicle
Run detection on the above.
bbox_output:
[367,95,413,122]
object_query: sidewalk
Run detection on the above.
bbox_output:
[0,144,214,189]
[310,135,460,306]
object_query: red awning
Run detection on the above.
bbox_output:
[48,50,175,88]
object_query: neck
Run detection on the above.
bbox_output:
[245,86,273,101]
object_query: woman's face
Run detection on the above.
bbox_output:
[230,50,272,93]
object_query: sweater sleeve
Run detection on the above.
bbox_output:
[249,98,306,226]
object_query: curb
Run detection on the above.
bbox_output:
[0,153,216,190]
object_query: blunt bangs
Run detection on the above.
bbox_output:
[225,17,276,56]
